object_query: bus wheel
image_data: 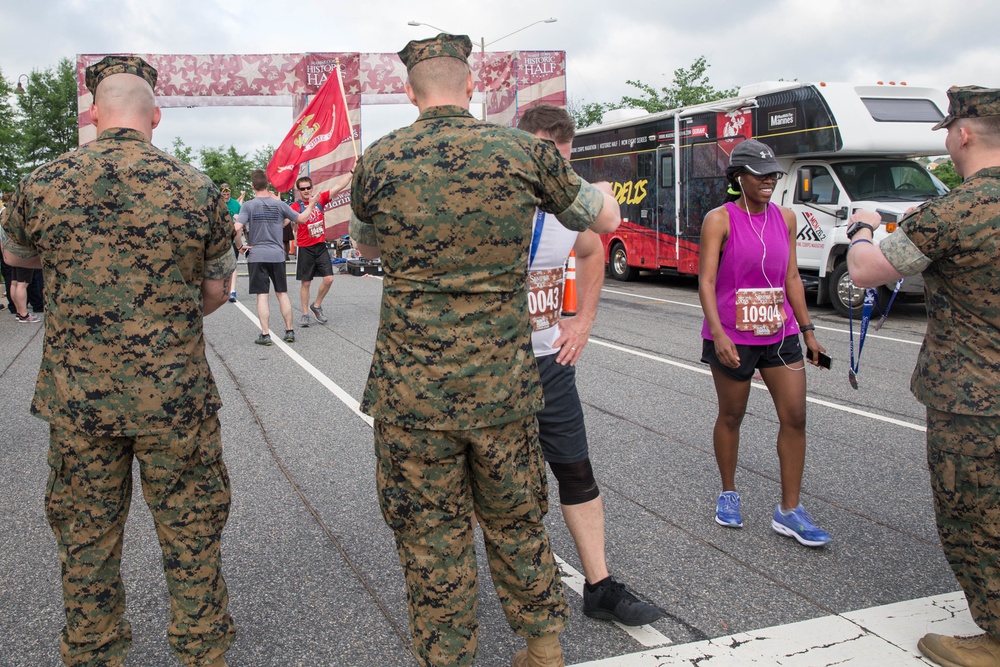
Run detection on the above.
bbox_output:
[829,260,890,319]
[609,242,638,281]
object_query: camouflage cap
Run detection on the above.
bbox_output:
[85,55,158,94]
[398,33,473,72]
[932,85,1000,130]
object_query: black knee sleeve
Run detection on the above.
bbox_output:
[549,459,600,505]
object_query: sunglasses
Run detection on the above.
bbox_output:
[745,172,782,181]
[221,189,231,193]
[298,186,312,192]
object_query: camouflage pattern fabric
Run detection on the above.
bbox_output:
[374,417,567,666]
[932,85,1000,130]
[46,413,234,667]
[1,126,236,665]
[881,166,1000,415]
[349,105,604,431]
[397,33,473,71]
[350,104,604,664]
[926,408,1000,638]
[1,127,236,436]
[85,55,158,93]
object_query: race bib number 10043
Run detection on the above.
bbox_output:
[735,287,786,336]
[528,267,564,332]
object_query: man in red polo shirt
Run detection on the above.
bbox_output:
[291,171,352,327]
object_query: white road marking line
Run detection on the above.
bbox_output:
[589,339,926,432]
[234,301,373,426]
[553,555,672,648]
[600,287,923,345]
[567,591,974,666]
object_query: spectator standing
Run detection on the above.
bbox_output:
[234,169,314,346]
[220,182,242,302]
[350,34,620,667]
[848,86,1000,667]
[0,56,237,667]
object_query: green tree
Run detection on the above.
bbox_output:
[16,58,78,176]
[571,56,739,129]
[932,160,961,189]
[0,69,20,192]
[567,99,614,131]
[618,56,738,113]
[168,137,196,165]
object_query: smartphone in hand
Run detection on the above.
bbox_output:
[811,350,832,369]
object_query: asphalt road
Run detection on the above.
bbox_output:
[0,266,959,667]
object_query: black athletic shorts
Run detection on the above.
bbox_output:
[248,262,288,294]
[11,266,35,283]
[296,243,333,281]
[536,353,589,464]
[701,334,804,382]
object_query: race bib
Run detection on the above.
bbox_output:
[307,220,325,239]
[735,287,786,336]
[528,268,564,332]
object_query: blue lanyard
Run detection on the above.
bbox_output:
[848,288,876,389]
[529,208,545,268]
[871,279,903,331]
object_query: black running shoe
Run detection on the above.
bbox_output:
[583,577,664,626]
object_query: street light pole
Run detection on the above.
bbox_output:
[407,18,557,121]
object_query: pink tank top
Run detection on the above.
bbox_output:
[701,202,799,345]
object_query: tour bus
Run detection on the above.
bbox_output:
[570,81,950,317]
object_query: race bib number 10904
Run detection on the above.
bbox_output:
[735,287,786,336]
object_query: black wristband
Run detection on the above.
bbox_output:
[799,324,815,332]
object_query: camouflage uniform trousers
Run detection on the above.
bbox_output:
[926,408,1000,638]
[374,415,569,667]
[45,412,236,667]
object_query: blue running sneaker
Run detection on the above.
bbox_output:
[715,491,743,528]
[772,505,831,547]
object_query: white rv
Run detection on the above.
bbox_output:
[571,81,949,317]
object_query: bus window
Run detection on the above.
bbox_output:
[638,152,654,180]
[660,155,674,189]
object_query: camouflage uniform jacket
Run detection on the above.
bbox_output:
[0,127,235,436]
[880,165,1000,415]
[350,105,605,430]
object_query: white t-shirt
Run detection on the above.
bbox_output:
[528,209,578,357]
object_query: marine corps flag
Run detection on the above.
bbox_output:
[266,65,352,192]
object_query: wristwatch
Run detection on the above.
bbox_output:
[846,220,876,240]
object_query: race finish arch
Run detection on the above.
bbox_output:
[76,51,566,239]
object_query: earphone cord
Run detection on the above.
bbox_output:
[740,185,802,373]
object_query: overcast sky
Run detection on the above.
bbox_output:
[3,0,999,159]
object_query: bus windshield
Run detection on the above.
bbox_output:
[831,160,948,202]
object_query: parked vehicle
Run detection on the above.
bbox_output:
[571,81,950,317]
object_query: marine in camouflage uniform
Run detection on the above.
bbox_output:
[350,34,618,667]
[0,56,236,667]
[848,86,1000,666]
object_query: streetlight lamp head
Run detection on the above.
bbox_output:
[543,18,557,23]
[15,74,28,95]
[407,21,420,26]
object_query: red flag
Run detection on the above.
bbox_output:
[266,68,352,192]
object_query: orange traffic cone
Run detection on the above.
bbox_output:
[562,250,577,317]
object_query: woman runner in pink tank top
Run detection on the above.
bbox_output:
[698,139,831,547]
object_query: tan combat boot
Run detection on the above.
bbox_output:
[919,632,1000,666]
[511,633,564,667]
[205,657,229,667]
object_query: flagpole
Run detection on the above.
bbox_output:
[335,58,359,160]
